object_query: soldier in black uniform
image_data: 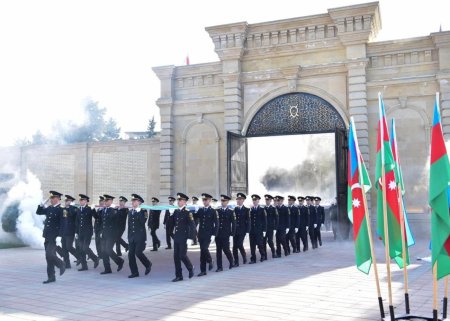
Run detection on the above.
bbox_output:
[297,196,310,252]
[315,196,325,247]
[195,193,219,276]
[191,196,199,246]
[249,194,267,263]
[148,197,161,251]
[275,196,290,257]
[232,193,249,266]
[169,193,197,282]
[287,196,300,254]
[56,195,79,268]
[306,196,318,249]
[127,194,152,278]
[76,194,99,271]
[115,196,129,257]
[216,195,235,272]
[100,195,124,274]
[263,194,279,259]
[93,196,105,258]
[36,191,66,283]
[163,196,175,249]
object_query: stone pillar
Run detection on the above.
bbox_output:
[153,65,176,199]
[222,60,243,133]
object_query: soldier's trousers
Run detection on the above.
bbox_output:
[199,237,212,272]
[287,229,297,253]
[150,228,160,249]
[309,226,317,249]
[95,231,102,257]
[315,225,322,246]
[263,229,276,257]
[165,225,172,248]
[296,227,308,251]
[128,239,151,275]
[216,236,233,269]
[101,236,123,272]
[59,235,78,267]
[232,234,247,264]
[249,233,265,262]
[173,240,193,278]
[79,236,98,269]
[115,230,128,255]
[276,229,289,256]
[44,239,64,279]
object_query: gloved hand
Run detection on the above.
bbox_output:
[295,228,298,233]
[314,224,317,228]
[75,234,78,240]
[263,231,266,237]
[286,228,289,234]
[306,226,309,231]
[40,198,49,207]
[211,235,215,244]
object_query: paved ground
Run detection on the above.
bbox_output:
[0,232,445,321]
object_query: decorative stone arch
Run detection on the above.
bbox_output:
[181,115,220,196]
[242,84,349,136]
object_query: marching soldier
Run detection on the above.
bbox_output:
[216,194,235,272]
[99,195,124,274]
[169,193,197,282]
[93,196,105,258]
[56,195,79,269]
[263,194,279,259]
[330,198,338,240]
[36,191,65,283]
[297,196,310,252]
[75,194,99,271]
[191,196,199,246]
[315,196,325,247]
[287,196,300,254]
[306,196,318,249]
[233,193,250,266]
[163,196,175,249]
[249,194,267,263]
[115,196,129,256]
[127,194,152,278]
[148,197,161,251]
[275,196,290,257]
[195,193,219,276]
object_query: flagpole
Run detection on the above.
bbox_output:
[398,190,410,314]
[379,93,395,321]
[352,119,385,319]
[443,276,448,319]
[433,262,438,321]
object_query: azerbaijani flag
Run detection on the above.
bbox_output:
[348,117,372,274]
[390,119,415,247]
[429,92,450,280]
[376,93,409,268]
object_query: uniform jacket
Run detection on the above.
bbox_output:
[265,205,279,231]
[299,205,310,228]
[116,207,129,235]
[308,205,318,227]
[249,206,267,234]
[288,205,300,229]
[36,204,62,240]
[76,205,94,238]
[100,207,118,237]
[217,207,236,238]
[128,208,148,243]
[60,205,78,237]
[234,205,250,235]
[316,205,325,226]
[147,210,161,230]
[169,207,197,242]
[276,205,291,230]
[195,206,219,239]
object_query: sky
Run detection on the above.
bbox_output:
[0,0,449,146]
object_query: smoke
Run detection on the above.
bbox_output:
[0,170,44,248]
[259,135,336,200]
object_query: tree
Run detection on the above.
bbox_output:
[102,118,121,141]
[31,130,47,145]
[147,116,156,138]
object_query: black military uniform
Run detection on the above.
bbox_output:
[163,196,176,249]
[115,196,129,256]
[315,197,325,247]
[190,196,199,246]
[93,196,104,258]
[330,200,338,240]
[249,194,267,263]
[169,193,197,282]
[100,195,124,274]
[194,193,219,276]
[35,191,65,283]
[127,194,152,278]
[233,193,250,266]
[263,194,279,259]
[287,196,300,254]
[306,196,318,249]
[216,194,236,271]
[148,197,161,251]
[275,196,290,257]
[297,196,310,252]
[56,195,79,268]
[75,194,99,271]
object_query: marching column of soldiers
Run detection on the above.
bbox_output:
[35,190,325,284]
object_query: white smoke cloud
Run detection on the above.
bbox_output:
[0,171,45,248]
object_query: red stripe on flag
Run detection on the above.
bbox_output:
[352,186,365,241]
[444,236,450,256]
[431,124,447,164]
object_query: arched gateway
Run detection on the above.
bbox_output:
[227,92,348,235]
